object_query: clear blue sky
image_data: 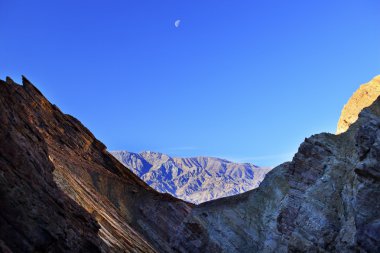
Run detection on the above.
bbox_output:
[1,1,379,166]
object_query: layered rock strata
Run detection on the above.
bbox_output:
[0,77,192,253]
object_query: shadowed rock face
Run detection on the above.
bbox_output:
[171,93,380,252]
[1,76,379,252]
[111,150,272,204]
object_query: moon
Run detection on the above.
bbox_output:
[174,19,181,28]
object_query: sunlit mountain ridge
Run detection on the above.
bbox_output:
[111,150,272,204]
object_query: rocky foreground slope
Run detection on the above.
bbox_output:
[0,75,379,252]
[111,151,271,204]
[0,76,194,253]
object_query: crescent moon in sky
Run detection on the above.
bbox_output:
[175,20,181,28]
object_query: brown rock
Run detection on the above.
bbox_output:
[0,77,106,252]
[0,76,198,253]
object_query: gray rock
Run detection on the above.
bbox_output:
[170,94,380,252]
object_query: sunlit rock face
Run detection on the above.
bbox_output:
[111,151,272,204]
[337,75,380,134]
[0,77,106,252]
[0,77,193,253]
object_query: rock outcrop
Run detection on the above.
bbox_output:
[337,75,380,134]
[0,77,106,252]
[0,76,193,253]
[111,151,271,204]
[171,82,380,252]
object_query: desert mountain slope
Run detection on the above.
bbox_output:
[337,75,380,134]
[111,151,271,204]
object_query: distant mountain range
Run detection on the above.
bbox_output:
[111,151,272,204]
